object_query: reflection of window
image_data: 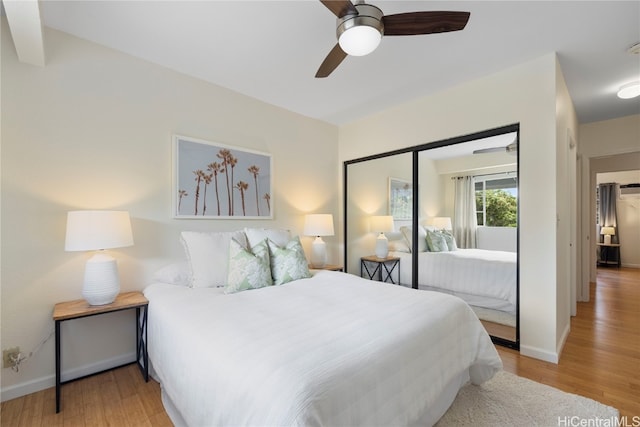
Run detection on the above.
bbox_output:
[389,177,412,220]
[475,173,518,227]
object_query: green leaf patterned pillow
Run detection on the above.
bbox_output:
[267,236,312,285]
[441,229,458,251]
[225,238,272,294]
[425,230,449,252]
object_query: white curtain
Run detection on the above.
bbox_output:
[453,176,477,248]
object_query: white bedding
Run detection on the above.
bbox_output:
[144,270,502,426]
[394,249,517,314]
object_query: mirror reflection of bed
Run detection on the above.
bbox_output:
[345,125,519,348]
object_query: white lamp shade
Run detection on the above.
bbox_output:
[304,214,334,237]
[600,226,615,236]
[430,217,452,230]
[369,215,394,233]
[65,210,134,251]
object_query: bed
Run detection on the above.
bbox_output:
[144,269,502,426]
[392,249,517,316]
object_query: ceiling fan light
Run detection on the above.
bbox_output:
[339,25,382,56]
[617,81,640,99]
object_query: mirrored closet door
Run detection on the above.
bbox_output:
[344,125,520,349]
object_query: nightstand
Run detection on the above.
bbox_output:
[597,243,621,268]
[361,255,400,284]
[309,264,344,272]
[53,291,149,413]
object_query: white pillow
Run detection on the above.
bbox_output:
[225,238,272,294]
[388,239,411,253]
[181,230,248,288]
[400,225,428,252]
[152,262,191,286]
[244,227,291,248]
[267,236,311,286]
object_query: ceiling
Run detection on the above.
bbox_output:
[6,1,640,126]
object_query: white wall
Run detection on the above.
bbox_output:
[578,114,640,290]
[1,25,339,399]
[339,53,568,362]
[554,56,579,351]
[476,227,517,252]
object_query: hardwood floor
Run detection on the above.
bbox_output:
[498,267,640,419]
[2,267,638,425]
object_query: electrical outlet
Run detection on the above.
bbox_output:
[3,347,20,369]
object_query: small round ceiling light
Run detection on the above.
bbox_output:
[617,81,640,99]
[337,4,384,56]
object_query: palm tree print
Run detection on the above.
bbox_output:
[235,181,249,216]
[248,165,260,216]
[177,139,271,217]
[264,193,271,213]
[228,154,238,215]
[207,162,223,216]
[201,173,212,215]
[217,149,232,215]
[178,189,188,213]
[193,169,205,215]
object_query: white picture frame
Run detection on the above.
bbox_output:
[389,177,412,220]
[173,135,273,219]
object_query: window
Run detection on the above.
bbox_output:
[475,173,518,227]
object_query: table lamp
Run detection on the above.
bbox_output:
[65,210,134,305]
[304,214,334,268]
[600,226,615,245]
[370,215,394,259]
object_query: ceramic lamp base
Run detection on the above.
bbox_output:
[83,252,120,305]
[375,233,389,259]
[310,236,327,268]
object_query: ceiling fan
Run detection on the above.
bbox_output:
[473,141,518,155]
[316,0,470,78]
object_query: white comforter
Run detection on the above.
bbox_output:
[395,249,517,311]
[144,271,502,427]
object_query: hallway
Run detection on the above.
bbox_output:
[497,267,640,418]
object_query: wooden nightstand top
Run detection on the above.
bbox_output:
[361,255,400,263]
[53,291,148,321]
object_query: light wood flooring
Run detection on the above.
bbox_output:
[2,267,638,425]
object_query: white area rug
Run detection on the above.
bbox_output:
[437,371,619,426]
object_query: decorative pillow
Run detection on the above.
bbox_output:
[426,230,449,252]
[225,238,272,294]
[244,227,291,248]
[180,230,249,288]
[441,230,458,251]
[152,261,191,286]
[267,236,311,285]
[399,225,428,252]
[388,239,411,253]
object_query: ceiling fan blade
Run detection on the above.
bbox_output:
[473,147,505,155]
[320,0,357,18]
[383,11,470,36]
[316,44,348,78]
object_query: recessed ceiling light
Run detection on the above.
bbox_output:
[617,81,640,99]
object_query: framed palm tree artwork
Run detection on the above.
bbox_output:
[173,135,273,219]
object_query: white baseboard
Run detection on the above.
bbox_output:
[0,352,136,402]
[557,322,571,359]
[621,263,640,269]
[520,345,559,364]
